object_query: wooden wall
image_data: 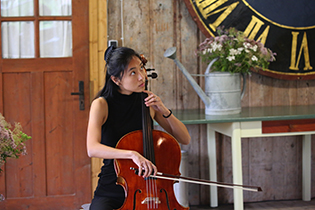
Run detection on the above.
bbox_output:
[90,0,315,206]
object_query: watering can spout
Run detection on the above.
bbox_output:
[164,47,210,106]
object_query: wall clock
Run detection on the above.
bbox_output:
[183,0,315,80]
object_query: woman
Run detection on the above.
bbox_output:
[86,46,191,210]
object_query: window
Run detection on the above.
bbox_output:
[1,0,72,58]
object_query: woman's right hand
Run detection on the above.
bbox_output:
[130,151,157,178]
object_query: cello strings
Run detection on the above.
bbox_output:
[146,177,155,209]
[149,179,152,209]
[151,178,155,209]
[149,179,154,209]
[145,178,149,209]
[154,178,158,209]
[151,178,154,209]
[142,92,160,209]
[151,178,158,209]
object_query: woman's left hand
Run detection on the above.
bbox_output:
[143,90,169,116]
[142,90,191,145]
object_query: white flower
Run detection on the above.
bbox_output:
[243,42,251,49]
[229,48,240,56]
[227,55,235,61]
[237,47,244,52]
[218,44,222,51]
[251,45,258,52]
[211,42,222,52]
[252,55,258,61]
[203,48,213,54]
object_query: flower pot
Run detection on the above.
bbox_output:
[204,71,246,115]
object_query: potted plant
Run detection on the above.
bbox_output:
[194,27,276,114]
[0,113,31,201]
[196,27,276,74]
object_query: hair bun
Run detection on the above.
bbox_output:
[104,45,116,62]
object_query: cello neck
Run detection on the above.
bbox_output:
[141,91,155,165]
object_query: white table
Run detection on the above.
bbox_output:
[173,106,314,210]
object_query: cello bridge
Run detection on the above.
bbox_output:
[141,197,161,204]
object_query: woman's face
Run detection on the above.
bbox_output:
[113,56,146,95]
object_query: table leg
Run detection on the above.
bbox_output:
[231,122,244,210]
[207,124,218,207]
[302,134,311,201]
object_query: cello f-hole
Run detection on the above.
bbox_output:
[160,189,172,210]
[132,189,141,210]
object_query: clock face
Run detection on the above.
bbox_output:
[183,0,315,80]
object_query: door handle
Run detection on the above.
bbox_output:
[71,81,85,110]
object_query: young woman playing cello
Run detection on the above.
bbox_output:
[86,46,191,210]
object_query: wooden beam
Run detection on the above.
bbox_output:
[262,119,315,133]
[89,0,107,198]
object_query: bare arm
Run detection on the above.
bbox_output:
[143,90,191,145]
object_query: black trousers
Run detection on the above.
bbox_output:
[89,196,125,210]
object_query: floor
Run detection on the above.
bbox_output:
[189,199,315,210]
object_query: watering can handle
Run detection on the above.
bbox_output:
[241,73,246,99]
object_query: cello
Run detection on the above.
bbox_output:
[114,59,188,209]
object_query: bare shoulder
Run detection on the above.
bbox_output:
[90,97,108,125]
[91,97,108,110]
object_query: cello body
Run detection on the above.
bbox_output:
[115,129,189,210]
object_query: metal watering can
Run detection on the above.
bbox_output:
[164,47,246,115]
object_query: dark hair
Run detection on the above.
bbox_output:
[94,46,141,99]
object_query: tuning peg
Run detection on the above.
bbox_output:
[148,72,158,79]
[146,68,155,72]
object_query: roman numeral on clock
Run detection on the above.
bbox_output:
[290,31,313,71]
[196,0,239,31]
[243,16,270,45]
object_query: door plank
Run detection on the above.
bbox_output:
[31,71,46,197]
[2,58,72,73]
[3,72,33,198]
[44,71,74,196]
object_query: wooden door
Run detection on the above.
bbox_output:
[0,1,90,209]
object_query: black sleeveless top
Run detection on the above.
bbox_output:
[94,90,152,198]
